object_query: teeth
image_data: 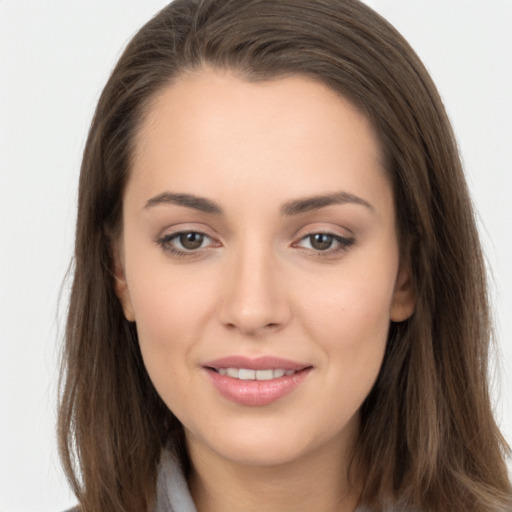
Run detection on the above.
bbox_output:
[226,368,239,378]
[255,369,273,381]
[239,369,256,380]
[216,368,297,380]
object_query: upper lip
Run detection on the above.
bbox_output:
[203,356,310,371]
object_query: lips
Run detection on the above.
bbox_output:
[203,356,312,406]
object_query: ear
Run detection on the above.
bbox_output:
[390,262,416,322]
[112,241,135,322]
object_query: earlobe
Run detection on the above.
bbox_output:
[112,243,136,322]
[390,264,416,322]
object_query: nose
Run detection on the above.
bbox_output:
[217,243,291,336]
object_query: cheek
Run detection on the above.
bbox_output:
[122,259,214,400]
[127,275,205,408]
[126,253,214,341]
[312,290,390,384]
[300,260,396,342]
[297,257,397,390]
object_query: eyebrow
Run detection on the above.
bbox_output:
[280,192,374,216]
[144,192,223,214]
[143,190,373,216]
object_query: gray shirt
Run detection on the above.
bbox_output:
[153,451,414,512]
[67,451,415,511]
[154,451,198,512]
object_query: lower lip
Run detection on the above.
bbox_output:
[204,368,311,406]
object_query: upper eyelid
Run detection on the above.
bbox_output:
[291,218,354,234]
[292,224,354,241]
[298,228,350,238]
[156,223,218,240]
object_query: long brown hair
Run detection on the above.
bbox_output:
[58,1,512,511]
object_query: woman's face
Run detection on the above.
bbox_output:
[115,68,415,467]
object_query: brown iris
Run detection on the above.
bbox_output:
[309,234,334,251]
[179,232,204,250]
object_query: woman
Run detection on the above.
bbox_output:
[58,1,512,511]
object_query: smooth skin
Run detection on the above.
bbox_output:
[114,68,416,512]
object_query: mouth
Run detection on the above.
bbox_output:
[208,367,303,380]
[202,356,312,406]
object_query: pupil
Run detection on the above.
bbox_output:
[311,234,333,250]
[180,232,204,250]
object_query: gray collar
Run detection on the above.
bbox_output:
[155,451,198,512]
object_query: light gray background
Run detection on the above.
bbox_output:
[1,1,511,510]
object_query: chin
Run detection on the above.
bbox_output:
[186,414,356,469]
[212,437,313,467]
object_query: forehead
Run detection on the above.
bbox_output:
[128,68,390,216]
[135,68,382,158]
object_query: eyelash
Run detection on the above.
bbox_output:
[156,231,355,258]
[293,232,355,255]
[157,231,218,257]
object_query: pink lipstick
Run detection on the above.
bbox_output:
[203,356,312,406]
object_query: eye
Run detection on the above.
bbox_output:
[157,231,216,255]
[177,232,206,250]
[296,232,354,253]
[307,233,335,251]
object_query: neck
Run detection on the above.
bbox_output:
[187,430,362,512]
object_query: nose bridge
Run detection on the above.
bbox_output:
[218,236,289,335]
